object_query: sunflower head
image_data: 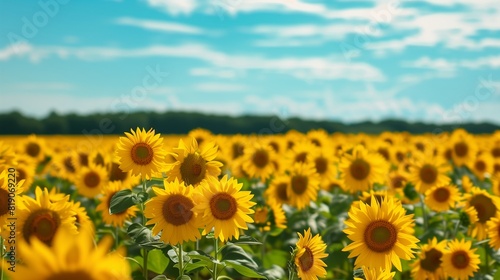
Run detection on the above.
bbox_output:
[442,239,480,280]
[293,228,328,280]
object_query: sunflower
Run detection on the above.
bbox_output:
[144,179,201,245]
[387,168,409,198]
[294,228,328,280]
[265,175,291,205]
[310,149,336,190]
[241,142,276,182]
[442,239,480,280]
[492,176,500,197]
[287,163,320,210]
[409,152,451,193]
[115,127,166,180]
[487,214,500,250]
[165,138,222,186]
[340,145,387,193]
[50,151,78,182]
[194,175,255,242]
[352,190,390,209]
[188,128,214,148]
[463,187,500,240]
[468,153,494,181]
[0,141,17,170]
[354,266,395,280]
[306,129,330,148]
[343,197,419,271]
[460,175,474,193]
[450,129,478,167]
[75,164,109,198]
[108,159,140,189]
[15,187,76,246]
[411,237,447,280]
[13,161,35,192]
[285,140,318,167]
[96,181,138,228]
[18,134,47,163]
[69,201,94,235]
[0,170,25,232]
[424,184,460,212]
[10,227,131,280]
[253,199,287,232]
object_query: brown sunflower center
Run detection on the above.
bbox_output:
[78,153,89,167]
[469,194,496,223]
[109,162,128,181]
[291,175,308,195]
[162,194,194,226]
[298,247,314,272]
[131,143,154,165]
[46,271,95,280]
[433,187,450,203]
[378,148,390,161]
[364,220,397,253]
[450,250,470,269]
[269,142,280,152]
[232,143,244,159]
[93,153,105,166]
[0,189,9,216]
[474,160,486,172]
[391,175,405,189]
[314,157,328,174]
[364,195,384,206]
[180,153,207,185]
[494,162,500,174]
[492,147,500,158]
[295,152,307,163]
[444,149,453,161]
[26,142,41,157]
[419,164,438,184]
[420,248,443,272]
[396,151,405,162]
[83,171,100,188]
[17,168,27,182]
[276,183,289,202]
[252,149,269,168]
[210,193,237,220]
[64,157,76,173]
[350,159,370,181]
[23,209,61,245]
[454,142,468,157]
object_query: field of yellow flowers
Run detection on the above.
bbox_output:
[1,128,500,280]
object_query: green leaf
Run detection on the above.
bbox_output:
[127,223,162,248]
[228,235,262,246]
[137,191,149,203]
[177,275,191,280]
[148,249,169,274]
[110,189,137,214]
[263,250,289,269]
[262,265,285,280]
[225,260,267,279]
[220,243,258,270]
[152,276,168,280]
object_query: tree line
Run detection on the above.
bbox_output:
[0,110,498,135]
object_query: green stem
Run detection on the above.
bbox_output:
[1,236,4,280]
[484,242,490,274]
[452,218,461,239]
[419,194,428,229]
[194,240,200,280]
[261,233,268,263]
[213,238,219,280]
[115,227,119,249]
[141,179,149,280]
[288,267,296,280]
[178,243,185,278]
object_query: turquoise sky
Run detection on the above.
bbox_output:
[1,0,499,123]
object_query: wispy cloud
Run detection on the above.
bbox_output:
[114,17,205,34]
[189,68,239,79]
[146,0,198,16]
[10,82,75,91]
[194,83,247,92]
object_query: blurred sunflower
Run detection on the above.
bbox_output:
[294,228,328,280]
[166,138,222,186]
[343,197,419,271]
[424,184,460,212]
[487,214,500,249]
[11,227,131,280]
[18,134,47,163]
[354,266,395,280]
[442,239,480,280]
[69,200,93,235]
[387,168,409,199]
[50,151,78,182]
[187,128,213,148]
[464,187,500,240]
[0,141,17,170]
[253,199,287,232]
[241,142,276,182]
[14,161,34,192]
[411,237,447,280]
[409,152,450,193]
[310,149,336,190]
[265,175,291,205]
[340,145,387,193]
[0,170,24,231]
[285,140,318,167]
[353,190,390,209]
[194,175,255,242]
[287,163,320,210]
[492,176,500,197]
[115,127,166,180]
[145,179,201,245]
[306,129,330,148]
[108,159,139,189]
[96,181,138,228]
[15,187,76,246]
[75,164,109,198]
[468,153,494,181]
[450,129,478,167]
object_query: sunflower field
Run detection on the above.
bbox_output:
[1,128,500,280]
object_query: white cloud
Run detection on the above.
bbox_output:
[10,82,75,91]
[114,17,204,34]
[404,56,500,73]
[194,83,247,92]
[189,68,239,79]
[0,43,384,82]
[146,0,198,16]
[0,42,32,60]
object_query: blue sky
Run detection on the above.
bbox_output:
[1,0,499,123]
